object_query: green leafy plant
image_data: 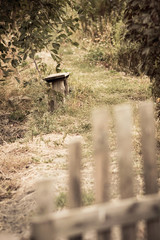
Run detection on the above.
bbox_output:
[0,0,79,80]
[124,0,160,113]
[75,0,126,40]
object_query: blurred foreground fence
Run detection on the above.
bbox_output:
[30,101,160,240]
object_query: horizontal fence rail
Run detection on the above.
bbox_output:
[31,193,160,238]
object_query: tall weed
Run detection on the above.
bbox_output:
[86,21,142,75]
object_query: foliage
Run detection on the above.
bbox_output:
[25,44,151,139]
[0,0,79,80]
[124,0,160,107]
[0,43,151,144]
[86,20,141,75]
[75,0,126,40]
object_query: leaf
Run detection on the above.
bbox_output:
[67,31,72,36]
[23,52,28,60]
[0,43,6,52]
[3,57,11,63]
[74,17,79,22]
[15,76,20,83]
[29,53,34,59]
[57,33,67,39]
[51,53,61,62]
[11,59,19,68]
[52,43,60,50]
[56,63,61,73]
[72,41,79,47]
[11,48,16,53]
[23,81,29,88]
[51,49,58,54]
[2,69,13,77]
[51,53,56,61]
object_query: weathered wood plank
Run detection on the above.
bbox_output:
[36,179,55,215]
[30,179,55,240]
[140,101,160,240]
[114,104,136,240]
[31,193,160,238]
[93,108,111,240]
[68,139,82,240]
[44,72,70,82]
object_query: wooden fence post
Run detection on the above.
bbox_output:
[139,101,160,240]
[30,179,55,240]
[114,104,136,240]
[68,139,82,240]
[93,108,111,240]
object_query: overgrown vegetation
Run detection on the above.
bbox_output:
[0,40,152,145]
[0,0,156,144]
[0,0,159,103]
[124,0,160,114]
[76,0,125,40]
[5,44,151,140]
[0,0,79,80]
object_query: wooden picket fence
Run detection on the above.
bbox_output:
[30,101,160,240]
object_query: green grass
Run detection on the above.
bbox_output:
[14,43,151,162]
[17,43,151,164]
[49,45,151,137]
[55,190,95,209]
[0,41,153,204]
[56,192,67,209]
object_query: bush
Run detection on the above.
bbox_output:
[85,19,142,75]
[125,0,160,114]
[86,40,141,75]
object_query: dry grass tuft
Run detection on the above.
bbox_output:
[0,144,32,200]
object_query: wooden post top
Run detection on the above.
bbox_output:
[43,72,70,83]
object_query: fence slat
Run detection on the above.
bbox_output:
[140,101,160,240]
[68,139,82,240]
[114,104,136,240]
[30,179,55,240]
[93,108,111,240]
